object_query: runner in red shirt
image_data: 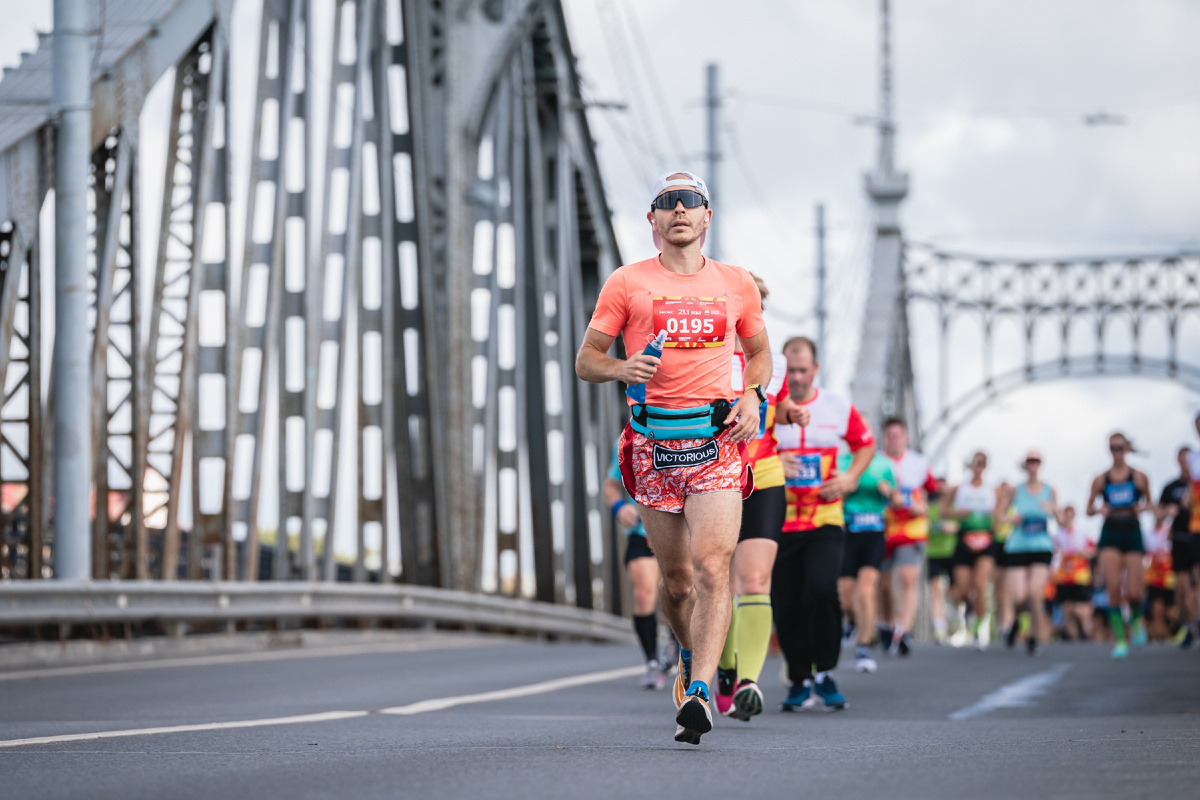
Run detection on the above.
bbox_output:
[773,337,875,712]
[576,172,772,745]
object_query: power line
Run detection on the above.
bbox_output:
[592,0,666,172]
[616,0,687,166]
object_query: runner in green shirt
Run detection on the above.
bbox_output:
[837,451,893,672]
[926,476,955,643]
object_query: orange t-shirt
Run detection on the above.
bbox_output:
[588,257,766,409]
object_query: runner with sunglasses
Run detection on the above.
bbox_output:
[1086,432,1152,659]
[577,172,771,745]
[774,336,875,711]
[715,275,791,723]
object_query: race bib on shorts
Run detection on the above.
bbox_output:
[1021,518,1048,536]
[652,439,719,470]
[963,531,993,553]
[785,453,822,488]
[652,296,727,348]
[848,512,884,533]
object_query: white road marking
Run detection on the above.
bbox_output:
[0,636,494,683]
[0,663,643,748]
[948,663,1072,720]
[0,711,370,749]
[379,665,644,715]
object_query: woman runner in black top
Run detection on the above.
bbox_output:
[1086,432,1151,659]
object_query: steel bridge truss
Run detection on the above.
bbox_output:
[903,242,1200,461]
[0,0,622,610]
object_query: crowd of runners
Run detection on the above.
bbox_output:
[579,170,1200,746]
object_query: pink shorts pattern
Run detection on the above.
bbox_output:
[617,423,753,514]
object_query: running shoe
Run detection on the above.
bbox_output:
[974,617,991,650]
[1027,639,1042,657]
[948,626,971,648]
[1130,620,1148,648]
[730,679,764,721]
[641,660,665,690]
[715,665,737,716]
[854,645,878,674]
[878,625,894,652]
[1004,624,1019,650]
[1179,628,1195,650]
[1111,641,1129,660]
[674,691,713,745]
[813,675,847,710]
[897,633,913,657]
[672,652,691,710]
[779,680,813,712]
[842,622,856,646]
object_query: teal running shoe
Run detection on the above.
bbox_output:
[779,680,813,712]
[1111,641,1129,660]
[813,674,847,710]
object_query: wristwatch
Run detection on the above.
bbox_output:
[746,383,767,404]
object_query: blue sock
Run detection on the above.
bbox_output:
[687,679,710,700]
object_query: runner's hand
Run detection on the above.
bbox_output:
[617,504,640,529]
[780,451,801,479]
[818,473,859,501]
[724,394,760,442]
[785,405,810,427]
[618,353,660,385]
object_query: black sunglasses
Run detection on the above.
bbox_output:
[652,189,708,211]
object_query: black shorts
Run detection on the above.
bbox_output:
[624,533,654,565]
[840,529,885,577]
[1098,517,1143,553]
[927,556,955,580]
[1172,538,1197,573]
[1146,586,1175,607]
[739,485,786,543]
[953,537,996,569]
[1056,584,1091,603]
[1003,550,1052,568]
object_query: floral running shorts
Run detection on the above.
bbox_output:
[617,423,753,514]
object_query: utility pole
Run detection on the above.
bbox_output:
[815,203,827,368]
[705,63,720,261]
[52,0,92,580]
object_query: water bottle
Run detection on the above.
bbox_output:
[626,329,668,405]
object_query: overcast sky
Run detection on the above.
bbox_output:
[3,0,1199,544]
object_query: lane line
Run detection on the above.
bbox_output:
[0,636,495,683]
[0,663,643,748]
[0,711,370,749]
[379,665,644,715]
[948,663,1072,720]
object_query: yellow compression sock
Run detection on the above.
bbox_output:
[718,600,739,671]
[734,594,773,683]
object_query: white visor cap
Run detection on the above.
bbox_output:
[650,171,710,252]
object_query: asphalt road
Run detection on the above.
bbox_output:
[1,634,1198,799]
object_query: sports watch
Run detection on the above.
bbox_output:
[746,383,767,404]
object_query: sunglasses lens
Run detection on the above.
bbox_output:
[654,190,706,210]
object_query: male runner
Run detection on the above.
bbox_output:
[1158,447,1197,647]
[837,449,892,672]
[715,276,795,722]
[879,417,938,656]
[774,337,875,711]
[576,171,771,745]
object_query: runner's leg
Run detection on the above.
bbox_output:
[679,491,741,695]
[1099,547,1126,645]
[771,533,808,685]
[1028,564,1050,645]
[856,566,880,647]
[641,506,697,651]
[732,537,777,683]
[1005,566,1029,646]
[1124,551,1146,645]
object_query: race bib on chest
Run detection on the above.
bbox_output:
[785,453,822,488]
[652,439,719,470]
[1021,518,1048,536]
[652,296,727,348]
[848,512,884,533]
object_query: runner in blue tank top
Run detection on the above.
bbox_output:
[997,449,1058,655]
[1086,432,1152,659]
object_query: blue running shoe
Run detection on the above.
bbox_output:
[1111,641,1129,660]
[779,680,813,712]
[1180,629,1195,650]
[1130,620,1148,648]
[814,675,847,710]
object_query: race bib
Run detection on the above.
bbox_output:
[785,453,822,488]
[963,531,993,553]
[895,488,915,509]
[1106,482,1136,507]
[1021,518,1049,536]
[848,512,884,533]
[652,439,719,470]
[652,296,727,348]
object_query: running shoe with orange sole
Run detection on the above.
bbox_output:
[672,652,691,709]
